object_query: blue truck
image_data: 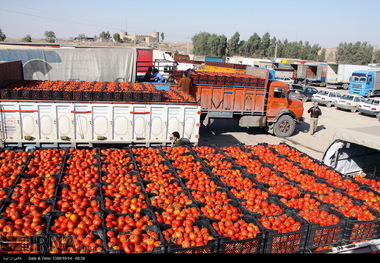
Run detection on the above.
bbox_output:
[349,70,380,97]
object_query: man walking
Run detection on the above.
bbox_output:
[307,102,322,135]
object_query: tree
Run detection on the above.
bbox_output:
[259,32,271,58]
[0,28,6,41]
[227,32,241,56]
[244,33,261,57]
[44,30,56,43]
[77,33,86,41]
[113,33,121,43]
[161,32,165,43]
[192,32,211,55]
[21,34,32,42]
[336,41,374,65]
[99,31,111,41]
[373,50,380,63]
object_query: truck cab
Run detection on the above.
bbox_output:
[349,70,380,97]
[266,80,304,137]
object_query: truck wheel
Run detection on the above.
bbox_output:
[343,83,349,90]
[273,115,295,138]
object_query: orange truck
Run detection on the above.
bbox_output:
[178,70,304,138]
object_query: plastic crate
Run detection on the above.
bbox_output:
[217,215,266,254]
[261,210,309,253]
[10,89,21,99]
[164,219,219,254]
[342,217,380,245]
[301,205,347,252]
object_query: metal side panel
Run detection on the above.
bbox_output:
[20,104,38,141]
[112,105,132,142]
[131,105,149,142]
[166,106,183,138]
[183,106,200,141]
[149,105,166,142]
[38,104,56,142]
[56,104,73,142]
[92,105,112,141]
[0,101,201,147]
[0,103,21,142]
[72,105,92,142]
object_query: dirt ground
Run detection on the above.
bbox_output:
[198,88,380,161]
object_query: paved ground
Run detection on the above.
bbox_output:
[198,88,380,161]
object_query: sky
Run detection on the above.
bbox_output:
[1,0,380,49]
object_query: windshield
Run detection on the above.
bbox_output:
[351,74,367,83]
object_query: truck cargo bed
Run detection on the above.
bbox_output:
[0,101,201,147]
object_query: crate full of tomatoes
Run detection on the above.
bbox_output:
[0,143,380,254]
[0,80,196,104]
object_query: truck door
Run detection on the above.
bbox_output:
[266,84,289,118]
[137,49,153,76]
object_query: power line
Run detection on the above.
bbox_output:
[0,8,121,31]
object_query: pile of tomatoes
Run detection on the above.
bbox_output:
[0,143,379,254]
[1,80,196,103]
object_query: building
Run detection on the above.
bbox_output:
[120,31,160,44]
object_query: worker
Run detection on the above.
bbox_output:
[178,71,192,93]
[166,72,177,84]
[171,131,190,147]
[143,67,153,82]
[152,68,164,83]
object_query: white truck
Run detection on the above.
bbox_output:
[0,61,201,148]
[326,64,368,90]
[0,100,201,148]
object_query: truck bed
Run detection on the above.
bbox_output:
[0,100,201,148]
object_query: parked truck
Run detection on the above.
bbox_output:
[0,61,201,148]
[349,70,380,97]
[304,62,328,86]
[175,70,304,138]
[326,64,368,90]
[0,43,177,83]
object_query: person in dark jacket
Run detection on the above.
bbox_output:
[171,131,190,147]
[144,67,153,82]
[307,102,322,135]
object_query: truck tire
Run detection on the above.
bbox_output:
[273,115,295,138]
[343,83,349,90]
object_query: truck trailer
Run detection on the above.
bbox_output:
[326,64,368,90]
[304,62,328,86]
